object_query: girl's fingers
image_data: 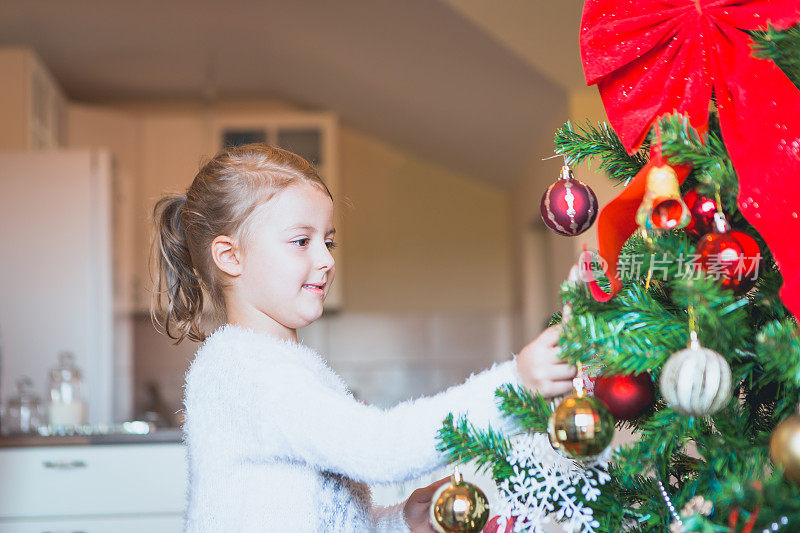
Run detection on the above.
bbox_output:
[540,380,575,398]
[538,325,562,345]
[548,363,577,380]
[545,345,564,360]
[530,346,563,366]
[411,477,450,503]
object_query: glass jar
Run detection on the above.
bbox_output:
[46,351,87,428]
[3,376,44,435]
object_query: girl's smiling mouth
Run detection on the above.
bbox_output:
[302,283,325,294]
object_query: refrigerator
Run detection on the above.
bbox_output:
[0,149,130,425]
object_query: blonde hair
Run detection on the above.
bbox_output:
[150,143,332,344]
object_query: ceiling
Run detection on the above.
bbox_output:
[0,1,585,188]
[442,0,585,90]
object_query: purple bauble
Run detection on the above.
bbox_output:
[540,166,598,236]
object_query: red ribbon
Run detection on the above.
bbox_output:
[580,0,800,315]
[728,504,763,533]
[482,515,514,533]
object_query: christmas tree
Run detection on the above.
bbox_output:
[435,4,800,532]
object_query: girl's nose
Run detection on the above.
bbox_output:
[317,243,335,270]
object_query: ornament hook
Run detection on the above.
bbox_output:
[687,303,697,332]
[644,261,654,291]
[712,211,730,233]
[573,365,586,398]
[687,304,702,350]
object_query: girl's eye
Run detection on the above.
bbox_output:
[291,238,338,250]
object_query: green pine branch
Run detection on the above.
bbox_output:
[755,318,800,388]
[747,264,791,326]
[655,114,740,209]
[713,470,800,531]
[495,384,552,433]
[436,414,513,480]
[751,23,800,90]
[752,318,800,422]
[554,120,649,184]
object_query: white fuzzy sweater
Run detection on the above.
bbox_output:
[181,323,521,532]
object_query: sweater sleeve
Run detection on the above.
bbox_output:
[371,503,411,533]
[242,357,522,485]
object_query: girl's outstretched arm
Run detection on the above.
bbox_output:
[242,355,520,485]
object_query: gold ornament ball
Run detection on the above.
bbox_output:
[429,473,490,533]
[548,394,615,459]
[770,414,800,484]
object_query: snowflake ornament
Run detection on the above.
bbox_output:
[494,432,612,533]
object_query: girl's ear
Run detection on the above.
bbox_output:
[211,235,243,277]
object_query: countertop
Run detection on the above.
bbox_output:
[0,427,184,448]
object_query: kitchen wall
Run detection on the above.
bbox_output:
[508,88,615,343]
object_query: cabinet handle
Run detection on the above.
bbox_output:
[42,459,87,470]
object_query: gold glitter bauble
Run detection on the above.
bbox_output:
[770,414,800,484]
[429,471,490,533]
[547,394,615,459]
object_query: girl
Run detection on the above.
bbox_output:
[151,143,576,532]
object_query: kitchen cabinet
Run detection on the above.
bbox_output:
[0,47,65,151]
[0,442,186,532]
[67,103,344,314]
[0,513,182,533]
[135,111,209,314]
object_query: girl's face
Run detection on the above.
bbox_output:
[237,181,336,333]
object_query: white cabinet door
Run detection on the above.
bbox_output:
[0,150,114,424]
[0,444,187,519]
[0,514,182,533]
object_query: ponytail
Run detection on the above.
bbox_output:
[150,194,206,344]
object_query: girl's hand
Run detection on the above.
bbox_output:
[403,477,449,532]
[516,324,576,398]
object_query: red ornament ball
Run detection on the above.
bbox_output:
[594,373,655,421]
[683,189,719,239]
[540,166,598,236]
[697,229,761,294]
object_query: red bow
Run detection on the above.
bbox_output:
[580,0,800,316]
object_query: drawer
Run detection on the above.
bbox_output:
[0,444,187,519]
[0,513,182,533]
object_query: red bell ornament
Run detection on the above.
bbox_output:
[540,165,598,236]
[594,373,655,421]
[697,213,761,295]
[683,188,719,239]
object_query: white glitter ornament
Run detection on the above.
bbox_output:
[659,331,732,417]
